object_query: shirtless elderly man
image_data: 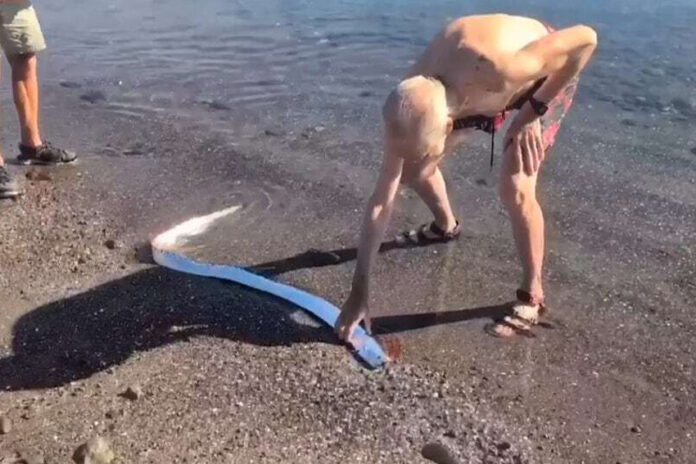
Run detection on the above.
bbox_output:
[336,14,597,342]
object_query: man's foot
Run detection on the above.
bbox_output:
[0,165,22,199]
[17,142,77,166]
[395,220,461,246]
[485,289,547,338]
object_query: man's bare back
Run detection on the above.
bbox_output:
[409,14,551,118]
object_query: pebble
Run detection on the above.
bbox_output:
[17,450,45,464]
[496,441,511,452]
[630,425,642,433]
[104,239,118,250]
[25,170,52,182]
[0,416,11,434]
[421,442,460,464]
[121,385,143,401]
[80,90,107,104]
[59,81,82,89]
[73,436,115,464]
[199,99,231,111]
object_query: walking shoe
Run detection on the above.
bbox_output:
[17,142,77,165]
[0,165,21,199]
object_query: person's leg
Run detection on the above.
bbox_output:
[0,57,4,164]
[3,4,74,165]
[407,164,458,233]
[9,53,42,148]
[0,57,21,197]
[498,142,544,301]
[11,53,76,164]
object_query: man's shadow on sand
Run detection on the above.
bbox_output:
[0,240,509,391]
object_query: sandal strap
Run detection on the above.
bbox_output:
[397,219,461,245]
[426,220,460,239]
[494,316,536,338]
[516,289,547,317]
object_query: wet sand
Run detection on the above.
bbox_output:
[2,1,696,462]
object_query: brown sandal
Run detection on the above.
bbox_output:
[396,220,461,246]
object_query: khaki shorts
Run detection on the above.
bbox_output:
[0,1,46,57]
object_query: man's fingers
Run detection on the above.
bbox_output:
[364,313,373,335]
[536,135,546,163]
[335,320,348,340]
[522,137,533,176]
[514,137,523,174]
[526,132,538,174]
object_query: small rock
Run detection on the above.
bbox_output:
[690,147,696,156]
[17,450,45,464]
[121,385,142,401]
[0,416,11,434]
[421,442,460,464]
[25,170,52,181]
[73,436,115,464]
[443,430,457,438]
[630,425,642,433]
[313,125,325,133]
[671,97,693,113]
[199,99,231,111]
[80,90,107,104]
[60,81,83,89]
[104,239,118,250]
[496,441,512,452]
[359,90,373,98]
[263,129,283,137]
[209,101,231,111]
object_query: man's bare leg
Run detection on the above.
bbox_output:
[10,53,43,148]
[408,166,458,233]
[499,143,545,301]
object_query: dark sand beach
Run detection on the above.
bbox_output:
[1,0,695,462]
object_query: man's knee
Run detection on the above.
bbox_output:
[402,160,436,188]
[10,53,38,76]
[499,176,535,211]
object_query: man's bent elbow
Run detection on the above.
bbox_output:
[577,25,598,47]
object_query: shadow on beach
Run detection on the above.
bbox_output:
[1,242,514,391]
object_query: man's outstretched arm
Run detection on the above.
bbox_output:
[335,149,404,343]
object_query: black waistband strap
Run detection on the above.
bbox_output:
[441,75,547,171]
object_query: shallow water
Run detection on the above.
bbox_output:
[35,0,696,144]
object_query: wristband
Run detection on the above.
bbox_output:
[528,96,548,116]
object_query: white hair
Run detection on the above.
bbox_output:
[382,75,449,157]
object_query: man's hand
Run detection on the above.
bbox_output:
[505,118,545,176]
[335,291,371,346]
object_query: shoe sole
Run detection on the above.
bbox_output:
[0,190,23,199]
[17,158,78,166]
